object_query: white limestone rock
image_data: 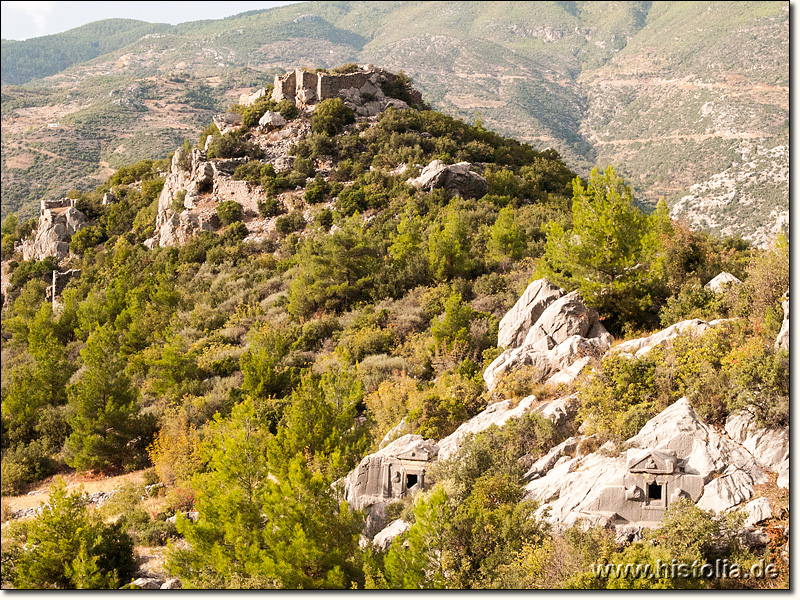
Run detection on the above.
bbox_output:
[437,395,538,462]
[697,467,756,513]
[259,110,287,130]
[611,318,727,358]
[497,279,564,350]
[724,410,788,472]
[743,497,772,527]
[704,271,743,293]
[408,160,489,199]
[372,519,410,550]
[775,289,789,350]
[484,288,612,391]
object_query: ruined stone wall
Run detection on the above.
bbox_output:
[41,198,76,215]
[271,70,297,103]
[213,178,264,215]
[295,69,317,105]
[317,71,373,101]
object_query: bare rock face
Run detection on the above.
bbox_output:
[611,318,728,359]
[372,519,410,551]
[743,497,772,527]
[408,160,489,199]
[212,112,243,135]
[484,285,612,390]
[775,289,789,350]
[22,199,88,261]
[704,271,742,293]
[725,409,788,488]
[497,279,564,349]
[525,398,774,527]
[437,395,539,462]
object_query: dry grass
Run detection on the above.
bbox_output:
[2,469,147,514]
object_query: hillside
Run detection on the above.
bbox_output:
[0,1,788,245]
[0,63,790,589]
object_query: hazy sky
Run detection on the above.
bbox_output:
[1,1,302,40]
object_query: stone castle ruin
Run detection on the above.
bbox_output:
[266,67,422,117]
[22,198,87,261]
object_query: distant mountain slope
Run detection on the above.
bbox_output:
[1,19,171,85]
[0,1,788,244]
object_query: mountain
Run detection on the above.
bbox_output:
[0,1,788,245]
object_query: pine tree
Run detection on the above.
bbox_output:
[66,324,149,473]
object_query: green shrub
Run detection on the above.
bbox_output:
[216,200,243,225]
[5,478,136,589]
[69,225,106,255]
[331,63,360,74]
[311,98,355,136]
[207,132,264,159]
[199,122,220,149]
[172,190,187,213]
[304,176,329,204]
[258,197,285,218]
[275,210,306,235]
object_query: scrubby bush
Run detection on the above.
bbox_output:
[275,210,306,235]
[216,200,243,225]
[3,478,136,589]
[207,132,263,160]
[311,98,355,136]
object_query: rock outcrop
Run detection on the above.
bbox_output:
[525,398,779,528]
[21,198,88,261]
[497,279,564,349]
[775,289,789,350]
[437,395,539,462]
[258,110,287,131]
[408,160,489,199]
[725,409,789,488]
[371,519,410,551]
[704,271,743,293]
[213,112,243,135]
[611,318,728,359]
[484,282,612,390]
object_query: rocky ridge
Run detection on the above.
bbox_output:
[346,277,788,548]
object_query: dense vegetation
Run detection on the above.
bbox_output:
[0,95,788,588]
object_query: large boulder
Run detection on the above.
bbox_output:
[259,111,287,131]
[408,160,489,199]
[704,271,742,293]
[497,279,564,349]
[484,286,612,390]
[371,519,411,550]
